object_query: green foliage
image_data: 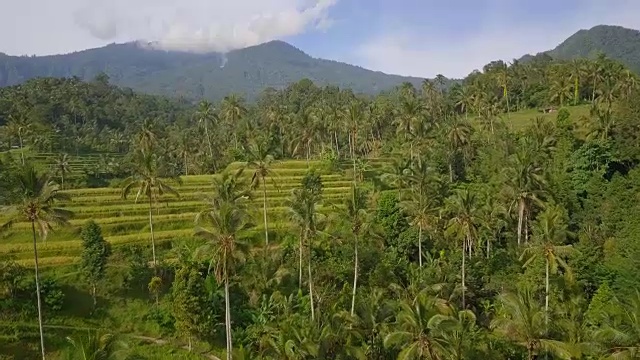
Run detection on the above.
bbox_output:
[172,265,218,344]
[80,220,111,304]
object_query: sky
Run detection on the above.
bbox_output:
[1,0,640,78]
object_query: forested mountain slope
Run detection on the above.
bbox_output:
[0,41,425,101]
[524,25,640,73]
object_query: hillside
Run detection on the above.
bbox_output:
[0,41,425,101]
[523,25,640,72]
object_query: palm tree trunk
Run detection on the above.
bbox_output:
[350,235,358,316]
[262,179,269,246]
[334,131,340,158]
[486,235,490,259]
[148,196,157,270]
[299,230,304,290]
[418,227,423,268]
[61,173,64,190]
[517,200,524,246]
[524,212,529,243]
[574,77,579,105]
[545,257,550,330]
[19,133,25,165]
[307,231,315,322]
[92,283,97,307]
[204,123,213,160]
[184,152,188,176]
[223,252,232,360]
[449,162,454,183]
[462,235,466,309]
[32,221,46,360]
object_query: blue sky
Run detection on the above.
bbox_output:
[2,0,640,78]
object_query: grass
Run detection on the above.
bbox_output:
[500,104,591,131]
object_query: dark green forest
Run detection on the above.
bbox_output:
[1,50,640,360]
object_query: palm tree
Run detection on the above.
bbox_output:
[195,200,249,360]
[343,101,366,179]
[1,166,73,360]
[403,157,438,268]
[54,153,71,190]
[339,183,377,316]
[63,332,128,360]
[444,118,471,182]
[384,294,452,359]
[121,152,180,268]
[135,118,158,154]
[221,94,248,149]
[445,189,481,309]
[550,75,572,107]
[502,149,546,246]
[287,186,322,321]
[454,86,473,120]
[393,96,424,160]
[195,100,217,160]
[491,289,571,360]
[593,291,640,359]
[569,59,586,105]
[495,65,511,115]
[248,142,277,246]
[520,205,573,326]
[6,114,30,165]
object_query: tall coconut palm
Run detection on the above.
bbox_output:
[343,101,365,179]
[1,166,73,360]
[195,100,217,160]
[445,189,481,309]
[454,86,474,120]
[287,186,322,321]
[393,96,425,160]
[195,199,250,360]
[54,153,71,190]
[384,294,453,360]
[339,183,377,316]
[495,65,511,115]
[550,75,572,107]
[221,94,248,149]
[121,152,180,268]
[248,142,278,246]
[444,118,472,183]
[520,205,573,326]
[569,59,586,105]
[403,157,438,268]
[491,289,572,360]
[6,114,31,165]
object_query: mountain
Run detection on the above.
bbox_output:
[0,41,425,101]
[523,25,640,72]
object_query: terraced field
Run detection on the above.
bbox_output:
[0,159,391,267]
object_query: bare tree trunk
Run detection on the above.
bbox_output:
[19,133,25,165]
[262,179,269,246]
[299,231,303,290]
[517,200,524,246]
[524,212,529,244]
[307,230,315,322]
[462,235,466,309]
[184,152,188,176]
[449,162,454,183]
[32,221,46,360]
[148,196,157,270]
[545,257,550,330]
[418,227,423,268]
[350,235,358,316]
[204,123,213,160]
[334,131,340,158]
[224,252,232,360]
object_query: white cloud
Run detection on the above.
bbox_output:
[354,0,640,78]
[0,0,337,55]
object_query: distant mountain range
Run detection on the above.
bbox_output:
[0,41,425,101]
[523,25,640,72]
[1,24,639,101]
